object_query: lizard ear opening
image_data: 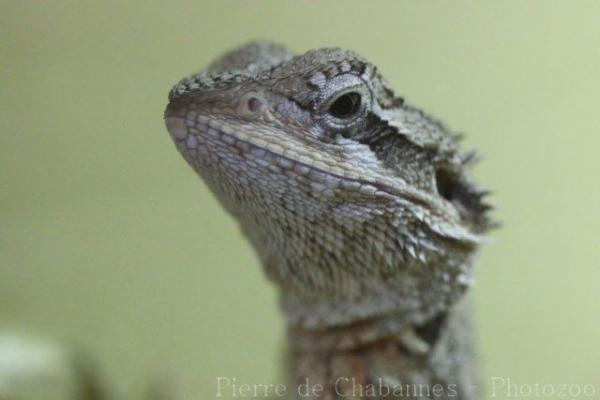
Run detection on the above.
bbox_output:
[435,167,457,202]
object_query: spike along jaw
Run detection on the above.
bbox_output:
[165,43,491,329]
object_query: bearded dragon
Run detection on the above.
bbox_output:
[165,42,492,399]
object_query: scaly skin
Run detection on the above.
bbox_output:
[165,42,491,399]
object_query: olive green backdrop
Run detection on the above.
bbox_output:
[2,1,599,399]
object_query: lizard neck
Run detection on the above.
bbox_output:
[239,210,476,333]
[284,297,479,400]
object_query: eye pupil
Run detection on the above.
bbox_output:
[328,92,361,118]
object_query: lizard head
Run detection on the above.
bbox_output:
[165,42,492,329]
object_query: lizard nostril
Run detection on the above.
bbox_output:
[247,96,264,112]
[237,93,267,116]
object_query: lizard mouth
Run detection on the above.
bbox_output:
[165,110,485,246]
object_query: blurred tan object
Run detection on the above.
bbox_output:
[0,334,74,399]
[0,333,177,400]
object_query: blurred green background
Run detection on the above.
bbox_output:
[2,1,599,399]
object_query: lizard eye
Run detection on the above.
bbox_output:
[317,74,371,132]
[328,92,362,119]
